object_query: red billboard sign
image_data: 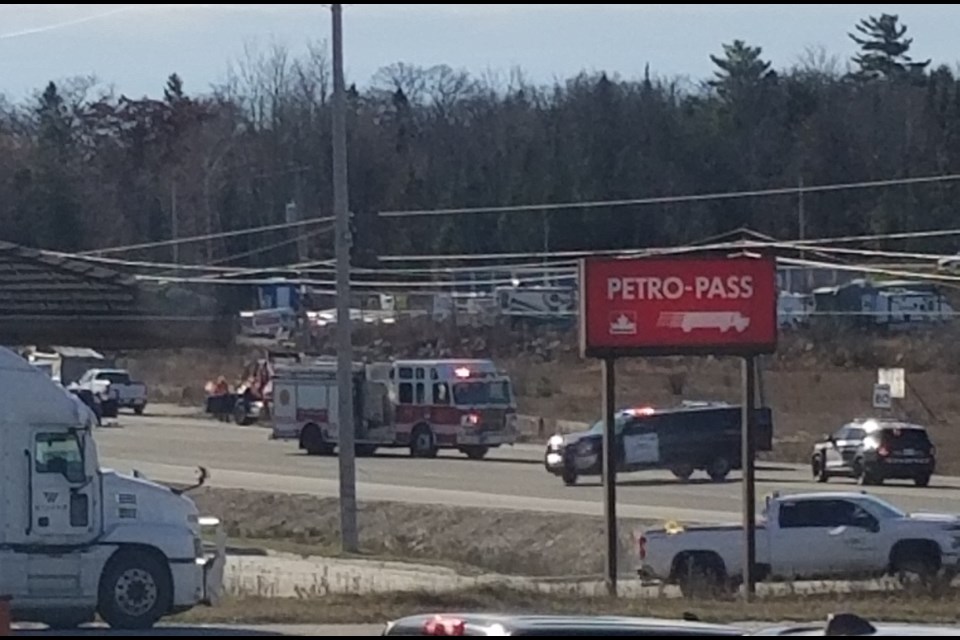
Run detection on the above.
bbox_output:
[580,255,778,357]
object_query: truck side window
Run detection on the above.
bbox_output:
[398,367,413,380]
[779,500,834,528]
[415,383,426,405]
[35,433,85,484]
[398,383,413,404]
[780,499,873,529]
[847,503,879,531]
[433,382,450,405]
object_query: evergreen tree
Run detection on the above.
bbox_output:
[849,13,930,80]
[709,40,776,101]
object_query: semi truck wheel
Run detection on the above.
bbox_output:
[97,550,171,630]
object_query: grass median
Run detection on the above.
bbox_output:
[175,585,960,626]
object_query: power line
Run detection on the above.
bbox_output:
[45,223,960,281]
[80,216,335,257]
[78,171,960,258]
[780,256,960,285]
[376,228,960,263]
[132,272,574,289]
[378,173,960,219]
[772,243,958,263]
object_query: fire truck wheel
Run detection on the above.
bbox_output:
[301,423,334,456]
[410,425,438,458]
[461,446,489,460]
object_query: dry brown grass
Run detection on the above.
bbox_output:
[191,487,647,577]
[175,585,960,626]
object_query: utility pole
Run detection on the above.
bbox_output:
[171,181,179,267]
[331,2,359,554]
[798,175,810,291]
[286,200,310,353]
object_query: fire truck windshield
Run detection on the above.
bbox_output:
[453,380,512,406]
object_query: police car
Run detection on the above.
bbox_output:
[544,402,773,486]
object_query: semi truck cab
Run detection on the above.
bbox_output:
[0,347,224,630]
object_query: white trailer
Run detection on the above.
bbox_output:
[0,347,224,629]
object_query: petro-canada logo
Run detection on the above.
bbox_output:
[609,311,638,336]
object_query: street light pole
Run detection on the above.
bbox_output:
[331,2,358,554]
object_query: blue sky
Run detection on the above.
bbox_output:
[0,4,956,101]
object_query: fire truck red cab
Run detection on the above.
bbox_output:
[270,358,518,460]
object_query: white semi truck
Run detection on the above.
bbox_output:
[0,347,224,630]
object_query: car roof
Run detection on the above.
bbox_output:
[383,613,743,635]
[850,418,927,432]
[611,404,743,419]
[767,491,897,505]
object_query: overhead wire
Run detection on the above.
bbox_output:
[76,171,960,259]
[79,215,335,257]
[378,173,960,219]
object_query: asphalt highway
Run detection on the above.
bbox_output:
[96,408,960,524]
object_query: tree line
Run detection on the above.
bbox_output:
[1,12,958,272]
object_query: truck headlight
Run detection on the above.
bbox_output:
[548,435,564,448]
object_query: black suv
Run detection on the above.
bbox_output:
[811,419,936,487]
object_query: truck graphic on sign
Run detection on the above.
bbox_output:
[656,311,751,334]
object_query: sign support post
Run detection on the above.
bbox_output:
[602,357,618,597]
[741,355,757,600]
[579,254,778,604]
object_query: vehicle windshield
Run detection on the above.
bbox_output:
[97,371,131,385]
[453,380,512,405]
[588,415,630,435]
[864,494,907,519]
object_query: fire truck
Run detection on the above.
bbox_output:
[270,359,518,460]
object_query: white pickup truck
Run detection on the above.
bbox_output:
[73,368,148,416]
[637,491,960,597]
